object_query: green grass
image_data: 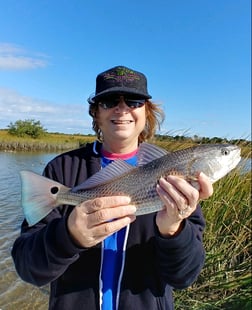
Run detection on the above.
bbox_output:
[174,168,251,309]
[155,139,251,308]
[0,130,95,152]
[0,130,250,157]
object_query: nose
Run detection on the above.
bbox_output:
[115,97,129,112]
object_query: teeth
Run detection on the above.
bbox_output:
[112,120,132,124]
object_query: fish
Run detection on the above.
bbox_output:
[20,143,241,226]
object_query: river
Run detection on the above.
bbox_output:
[0,151,59,310]
[0,151,250,310]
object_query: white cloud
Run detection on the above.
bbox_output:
[0,87,92,134]
[0,88,55,113]
[0,55,48,70]
[0,43,49,70]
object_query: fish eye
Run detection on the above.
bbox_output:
[51,186,59,194]
[221,148,230,156]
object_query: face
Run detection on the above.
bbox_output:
[95,96,146,151]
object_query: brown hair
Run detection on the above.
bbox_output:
[89,100,164,143]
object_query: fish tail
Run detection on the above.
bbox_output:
[20,171,69,226]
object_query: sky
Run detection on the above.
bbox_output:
[0,0,251,140]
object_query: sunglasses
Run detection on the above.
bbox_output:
[98,97,146,109]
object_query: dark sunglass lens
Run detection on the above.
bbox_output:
[100,99,118,109]
[100,98,145,109]
[126,99,145,108]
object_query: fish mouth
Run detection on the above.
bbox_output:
[111,120,134,125]
[230,152,241,169]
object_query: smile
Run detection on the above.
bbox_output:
[111,120,133,124]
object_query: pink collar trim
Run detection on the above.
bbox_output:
[101,148,138,160]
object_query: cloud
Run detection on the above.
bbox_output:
[0,88,55,114]
[0,43,49,70]
[0,87,92,134]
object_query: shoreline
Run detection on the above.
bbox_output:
[0,131,96,152]
[0,141,82,152]
[0,131,251,157]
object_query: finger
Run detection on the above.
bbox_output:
[156,183,191,220]
[93,215,136,239]
[197,172,214,199]
[169,175,200,205]
[79,196,131,214]
[177,206,193,217]
[159,176,198,209]
[156,183,178,214]
[67,202,136,248]
[87,204,137,227]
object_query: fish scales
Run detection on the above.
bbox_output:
[54,144,240,215]
[20,143,241,225]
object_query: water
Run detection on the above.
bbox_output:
[0,151,251,310]
[0,151,59,310]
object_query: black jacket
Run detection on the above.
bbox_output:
[12,142,206,310]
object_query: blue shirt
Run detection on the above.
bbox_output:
[101,154,137,310]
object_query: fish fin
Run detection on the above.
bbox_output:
[164,170,200,190]
[73,143,168,191]
[186,176,200,190]
[137,143,169,166]
[20,170,70,226]
[73,160,135,191]
[165,170,187,178]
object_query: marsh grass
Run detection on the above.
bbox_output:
[174,164,251,309]
[0,130,95,152]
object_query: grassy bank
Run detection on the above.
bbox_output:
[174,168,251,309]
[0,130,95,152]
[154,139,251,158]
[0,130,251,157]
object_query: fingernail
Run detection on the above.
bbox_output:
[123,196,131,204]
[129,205,137,213]
[199,172,206,178]
[159,177,166,183]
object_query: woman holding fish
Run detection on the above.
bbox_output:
[12,66,214,310]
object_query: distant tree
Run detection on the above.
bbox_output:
[8,119,47,138]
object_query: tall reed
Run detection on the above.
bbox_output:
[174,165,251,309]
[0,131,95,152]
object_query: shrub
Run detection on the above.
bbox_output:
[8,119,47,138]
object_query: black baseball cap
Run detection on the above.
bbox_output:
[88,65,152,103]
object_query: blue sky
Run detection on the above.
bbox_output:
[0,0,251,139]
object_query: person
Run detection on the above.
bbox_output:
[12,65,213,310]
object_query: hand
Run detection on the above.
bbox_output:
[156,172,213,237]
[67,196,136,248]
